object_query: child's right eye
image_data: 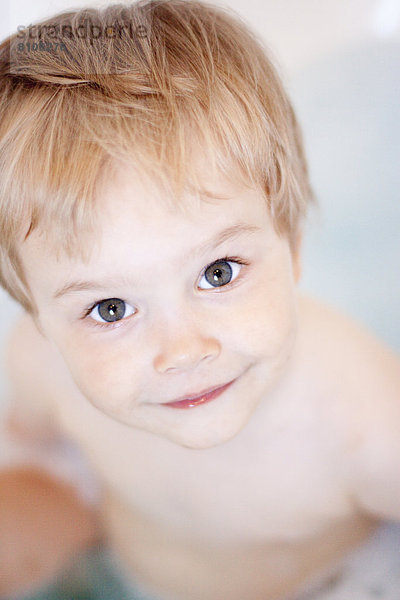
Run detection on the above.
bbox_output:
[88,298,136,325]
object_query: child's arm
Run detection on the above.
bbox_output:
[299,294,400,523]
[342,322,400,521]
[0,313,104,598]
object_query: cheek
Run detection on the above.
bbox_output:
[235,266,297,360]
[58,333,138,412]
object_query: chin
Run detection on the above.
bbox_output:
[166,434,235,450]
[160,419,248,450]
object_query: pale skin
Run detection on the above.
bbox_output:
[2,162,400,600]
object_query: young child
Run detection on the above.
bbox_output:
[0,1,399,599]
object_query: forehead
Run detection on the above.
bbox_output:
[93,161,270,246]
[20,161,272,278]
[99,158,258,213]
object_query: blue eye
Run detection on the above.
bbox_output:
[89,298,136,324]
[198,259,243,289]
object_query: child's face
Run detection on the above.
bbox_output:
[20,163,301,449]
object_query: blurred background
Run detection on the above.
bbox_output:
[0,0,399,412]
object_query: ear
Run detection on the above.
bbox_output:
[291,231,303,284]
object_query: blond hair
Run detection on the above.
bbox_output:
[0,0,314,315]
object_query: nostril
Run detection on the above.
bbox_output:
[153,337,221,374]
[201,351,216,364]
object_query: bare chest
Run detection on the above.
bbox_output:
[56,389,352,544]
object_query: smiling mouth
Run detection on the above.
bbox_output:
[163,379,237,409]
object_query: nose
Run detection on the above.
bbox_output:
[153,322,221,374]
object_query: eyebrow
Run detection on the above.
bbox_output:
[53,222,261,300]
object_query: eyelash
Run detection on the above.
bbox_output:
[80,255,249,330]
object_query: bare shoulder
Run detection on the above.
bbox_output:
[295,291,400,377]
[4,312,64,439]
[296,291,400,521]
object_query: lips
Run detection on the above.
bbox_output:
[163,379,236,409]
